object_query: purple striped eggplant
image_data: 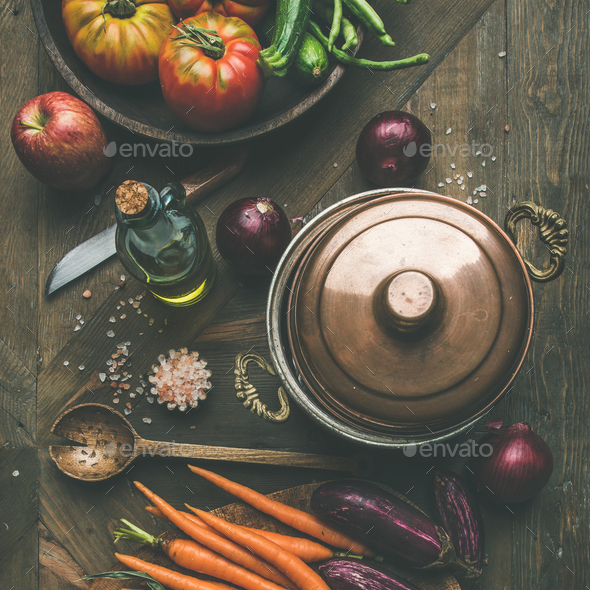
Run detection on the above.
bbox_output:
[434,470,484,578]
[319,558,420,590]
[310,479,474,575]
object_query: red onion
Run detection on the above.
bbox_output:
[474,421,553,503]
[356,111,431,187]
[216,197,292,276]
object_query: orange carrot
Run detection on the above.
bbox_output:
[187,465,373,556]
[114,552,236,590]
[115,520,289,590]
[188,506,332,590]
[134,481,293,588]
[145,505,334,563]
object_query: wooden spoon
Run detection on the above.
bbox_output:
[49,403,373,481]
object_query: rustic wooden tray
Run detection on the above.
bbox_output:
[31,0,363,146]
[88,482,460,590]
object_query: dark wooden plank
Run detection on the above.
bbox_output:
[39,522,89,590]
[0,0,40,376]
[0,522,39,590]
[501,0,590,587]
[0,448,38,564]
[0,339,36,447]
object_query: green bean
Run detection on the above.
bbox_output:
[309,21,429,70]
[328,0,343,51]
[313,1,358,51]
[341,0,395,47]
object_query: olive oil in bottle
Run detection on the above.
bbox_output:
[114,180,216,306]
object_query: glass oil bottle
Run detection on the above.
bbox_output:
[114,180,216,306]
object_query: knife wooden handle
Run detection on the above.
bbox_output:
[181,147,248,205]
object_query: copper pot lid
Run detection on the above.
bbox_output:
[288,192,534,435]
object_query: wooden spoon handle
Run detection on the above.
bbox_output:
[137,440,373,477]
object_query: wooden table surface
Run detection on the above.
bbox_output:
[1,0,588,588]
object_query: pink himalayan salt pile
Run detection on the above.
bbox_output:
[149,348,211,411]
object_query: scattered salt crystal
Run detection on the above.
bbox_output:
[109,367,115,373]
[107,330,115,338]
[120,301,125,306]
[124,408,132,415]
[461,185,466,191]
[116,389,122,394]
[482,160,486,167]
[63,361,69,366]
[109,316,116,323]
[136,387,144,394]
[147,396,155,404]
[125,341,131,346]
[167,403,177,410]
[474,198,479,204]
[74,325,81,332]
[480,192,487,197]
[128,299,134,304]
[121,275,126,281]
[467,196,473,205]
[99,372,106,382]
[499,51,506,58]
[78,365,85,371]
[82,290,92,299]
[446,128,452,135]
[149,318,155,326]
[129,393,136,398]
[450,163,456,169]
[137,309,142,315]
[467,171,473,178]
[110,374,121,381]
[430,103,436,109]
[438,182,444,188]
[79,320,84,325]
[475,150,482,157]
[132,301,140,308]
[117,306,121,311]
[12,470,19,477]
[120,314,126,320]
[135,294,143,301]
[76,314,82,321]
[113,398,120,404]
[457,179,463,185]
[190,425,196,430]
[143,417,152,424]
[446,178,452,184]
[158,329,163,333]
[492,156,496,162]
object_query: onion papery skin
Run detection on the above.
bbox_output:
[356,111,431,187]
[216,197,292,276]
[474,423,554,504]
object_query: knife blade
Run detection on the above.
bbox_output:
[45,147,247,296]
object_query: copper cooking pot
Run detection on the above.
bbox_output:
[266,189,568,448]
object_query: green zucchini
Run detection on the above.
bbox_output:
[257,0,313,78]
[289,32,330,86]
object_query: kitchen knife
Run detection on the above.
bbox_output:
[45,148,247,296]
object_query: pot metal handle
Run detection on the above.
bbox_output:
[234,351,290,423]
[505,201,569,282]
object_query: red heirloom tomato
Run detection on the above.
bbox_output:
[167,0,269,26]
[62,0,176,85]
[158,13,265,132]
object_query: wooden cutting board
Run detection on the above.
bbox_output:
[88,482,460,590]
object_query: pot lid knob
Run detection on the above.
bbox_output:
[375,270,442,336]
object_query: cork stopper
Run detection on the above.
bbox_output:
[115,180,149,215]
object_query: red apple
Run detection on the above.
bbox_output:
[10,91,111,192]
